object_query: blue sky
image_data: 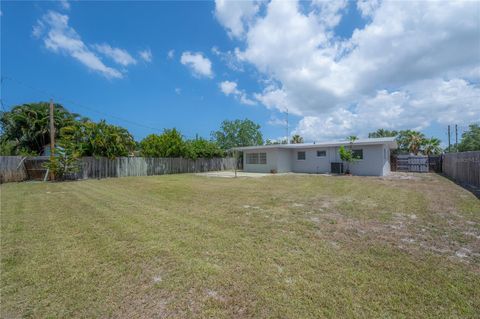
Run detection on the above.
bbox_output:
[2,1,479,144]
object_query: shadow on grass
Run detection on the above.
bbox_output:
[439,173,480,199]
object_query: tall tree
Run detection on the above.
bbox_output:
[290,134,304,144]
[184,138,224,159]
[406,131,426,155]
[347,135,358,144]
[265,138,287,145]
[0,102,80,154]
[423,137,442,155]
[396,130,424,154]
[458,124,480,152]
[212,119,263,150]
[368,129,398,138]
[140,128,186,158]
[61,120,135,159]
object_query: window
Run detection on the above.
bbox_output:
[352,149,363,160]
[259,152,267,164]
[317,150,326,157]
[297,151,306,160]
[246,152,267,164]
[246,153,258,164]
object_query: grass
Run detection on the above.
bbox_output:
[1,173,479,318]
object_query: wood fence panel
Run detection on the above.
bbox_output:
[0,156,28,183]
[1,156,237,183]
[443,152,480,188]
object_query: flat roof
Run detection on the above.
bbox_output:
[233,137,397,151]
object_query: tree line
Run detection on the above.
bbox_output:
[368,127,480,154]
[1,102,478,160]
[0,102,265,159]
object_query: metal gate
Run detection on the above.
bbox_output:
[396,155,429,172]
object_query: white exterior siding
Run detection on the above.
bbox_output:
[382,145,391,176]
[348,145,385,176]
[276,149,293,173]
[243,149,277,173]
[292,148,331,173]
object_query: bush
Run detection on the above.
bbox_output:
[184,138,224,159]
[60,120,135,159]
[140,129,186,157]
[43,140,80,181]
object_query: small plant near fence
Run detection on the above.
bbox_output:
[43,139,80,181]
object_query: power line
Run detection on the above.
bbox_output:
[1,75,163,132]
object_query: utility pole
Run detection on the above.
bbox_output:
[49,99,55,180]
[455,124,458,150]
[286,108,289,144]
[447,125,451,153]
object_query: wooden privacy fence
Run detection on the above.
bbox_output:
[442,151,480,188]
[428,155,443,173]
[0,156,28,183]
[0,156,237,183]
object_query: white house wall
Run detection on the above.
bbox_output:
[243,149,278,173]
[382,145,391,176]
[292,147,332,173]
[276,149,293,172]
[291,144,389,176]
[348,144,385,176]
[242,143,392,176]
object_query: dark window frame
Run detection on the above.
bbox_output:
[352,149,363,160]
[316,150,327,157]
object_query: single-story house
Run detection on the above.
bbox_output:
[234,137,398,176]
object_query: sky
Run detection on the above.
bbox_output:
[1,0,479,145]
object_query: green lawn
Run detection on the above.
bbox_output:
[1,173,479,318]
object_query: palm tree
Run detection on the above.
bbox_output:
[0,102,80,154]
[406,131,425,155]
[368,129,398,138]
[290,134,304,144]
[423,137,442,155]
[347,135,358,143]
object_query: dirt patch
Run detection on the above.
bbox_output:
[307,210,480,266]
[196,171,270,178]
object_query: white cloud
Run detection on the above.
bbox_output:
[167,49,175,59]
[219,80,256,105]
[356,0,380,18]
[214,0,259,39]
[215,0,480,140]
[180,51,213,78]
[32,21,45,38]
[219,80,239,95]
[59,0,70,10]
[33,11,123,79]
[93,43,137,66]
[239,94,256,106]
[295,79,480,140]
[139,48,153,62]
[311,0,348,29]
[267,115,286,126]
[212,46,244,72]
